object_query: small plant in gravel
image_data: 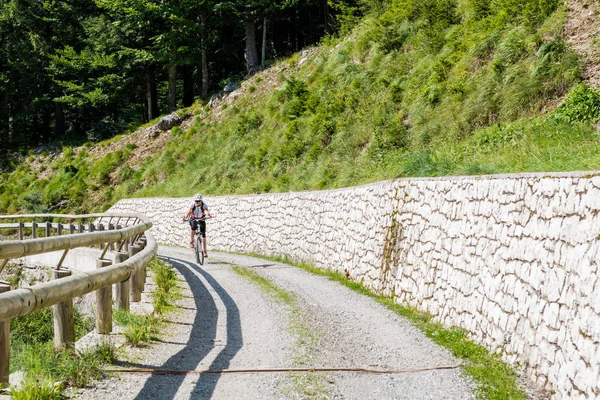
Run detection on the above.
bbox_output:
[113,310,161,346]
[11,374,61,400]
[245,253,527,400]
[10,342,117,399]
[148,258,182,314]
[113,257,180,345]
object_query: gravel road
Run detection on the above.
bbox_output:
[72,246,474,400]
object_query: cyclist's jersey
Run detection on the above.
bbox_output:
[190,202,208,219]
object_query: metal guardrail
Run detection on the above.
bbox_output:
[0,213,158,386]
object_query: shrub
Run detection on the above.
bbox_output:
[113,310,160,346]
[556,84,600,123]
[115,164,134,182]
[279,78,309,119]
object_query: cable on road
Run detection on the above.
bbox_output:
[105,364,462,375]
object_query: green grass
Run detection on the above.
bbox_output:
[232,266,329,399]
[114,258,181,345]
[113,310,161,346]
[10,308,94,354]
[7,257,179,397]
[243,253,527,400]
[149,258,182,314]
[10,342,117,397]
[232,266,295,306]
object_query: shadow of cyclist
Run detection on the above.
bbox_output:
[133,256,241,400]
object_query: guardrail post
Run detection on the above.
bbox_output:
[78,224,84,233]
[128,244,142,302]
[0,282,11,386]
[18,222,23,240]
[137,237,148,284]
[96,259,113,334]
[57,223,63,236]
[98,224,105,249]
[69,224,75,235]
[31,221,37,239]
[108,224,115,250]
[45,222,51,237]
[114,252,130,311]
[52,270,75,349]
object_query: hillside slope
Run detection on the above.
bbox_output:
[2,0,600,214]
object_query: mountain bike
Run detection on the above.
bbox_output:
[185,216,209,265]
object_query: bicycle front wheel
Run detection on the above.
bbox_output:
[195,235,204,265]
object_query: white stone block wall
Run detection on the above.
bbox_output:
[110,171,600,399]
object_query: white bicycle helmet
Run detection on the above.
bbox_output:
[193,194,203,201]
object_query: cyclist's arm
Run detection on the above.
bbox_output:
[204,206,212,219]
[183,208,193,221]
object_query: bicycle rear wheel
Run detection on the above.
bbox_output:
[195,235,204,265]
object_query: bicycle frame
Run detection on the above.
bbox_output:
[190,217,206,265]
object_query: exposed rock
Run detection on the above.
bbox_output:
[223,82,240,92]
[147,126,161,139]
[157,113,182,131]
[208,92,226,108]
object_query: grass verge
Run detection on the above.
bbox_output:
[7,257,181,397]
[10,342,117,400]
[232,266,329,399]
[113,258,181,346]
[243,252,527,400]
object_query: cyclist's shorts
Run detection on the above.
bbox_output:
[189,219,206,237]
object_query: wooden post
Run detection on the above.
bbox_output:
[137,236,148,284]
[52,270,75,350]
[108,224,114,250]
[95,259,113,334]
[114,252,130,311]
[69,224,75,235]
[135,239,147,288]
[31,221,37,239]
[98,224,105,249]
[18,222,23,240]
[45,222,51,237]
[0,282,11,386]
[57,223,63,236]
[78,224,84,233]
[129,244,142,302]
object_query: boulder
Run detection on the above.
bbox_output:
[147,126,161,139]
[223,82,240,92]
[157,113,182,131]
[208,92,226,108]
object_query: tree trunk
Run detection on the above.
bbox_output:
[200,12,209,99]
[245,17,259,74]
[42,107,50,143]
[182,66,194,107]
[261,16,268,66]
[324,0,331,32]
[54,102,65,137]
[7,111,13,146]
[168,59,177,112]
[146,74,158,120]
[41,81,50,142]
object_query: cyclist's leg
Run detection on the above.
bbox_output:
[189,220,196,246]
[200,220,207,255]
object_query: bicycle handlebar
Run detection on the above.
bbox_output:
[182,216,212,222]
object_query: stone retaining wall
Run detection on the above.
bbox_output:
[110,171,600,399]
